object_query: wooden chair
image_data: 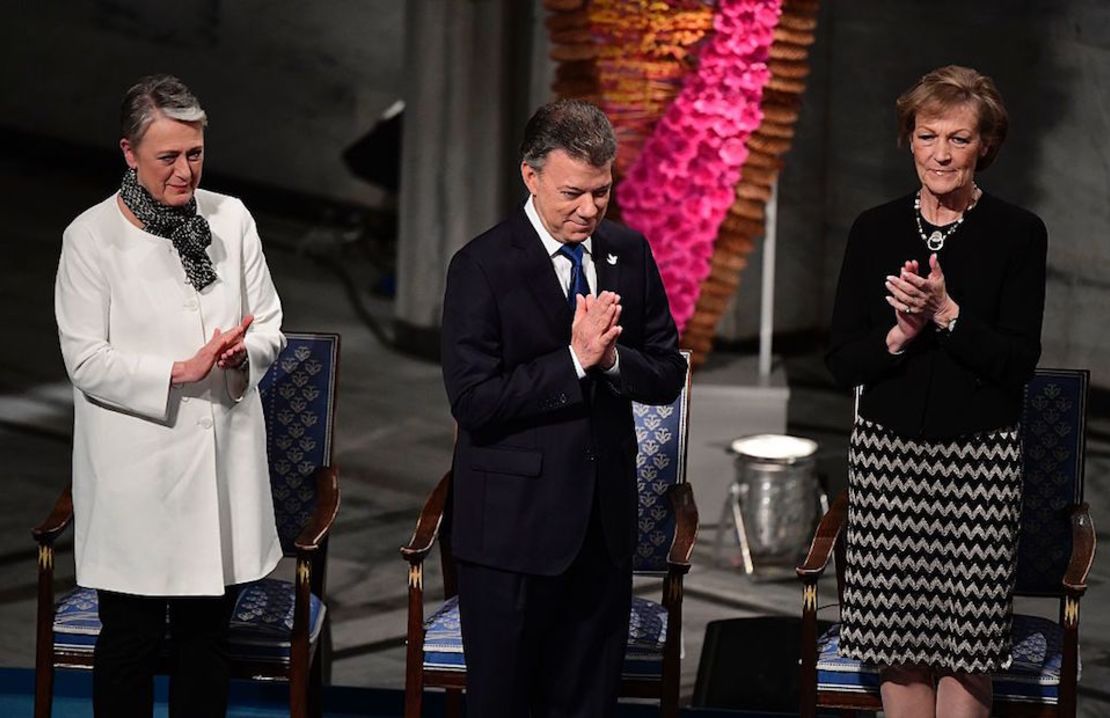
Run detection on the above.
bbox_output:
[401,352,697,717]
[797,368,1096,717]
[33,332,342,718]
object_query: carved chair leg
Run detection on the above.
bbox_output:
[290,677,307,718]
[799,581,822,718]
[401,624,423,718]
[660,572,683,718]
[1059,596,1080,718]
[33,632,54,718]
[445,688,463,718]
[34,543,57,718]
[404,562,428,718]
[661,689,679,718]
[403,679,422,718]
[319,617,333,685]
[661,649,680,718]
[33,666,53,718]
[308,640,324,718]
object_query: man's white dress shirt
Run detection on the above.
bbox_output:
[524,195,620,379]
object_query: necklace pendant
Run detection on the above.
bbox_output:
[927,231,945,252]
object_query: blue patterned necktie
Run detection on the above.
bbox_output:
[557,243,591,311]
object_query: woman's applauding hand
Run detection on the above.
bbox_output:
[172,314,254,385]
[885,260,928,353]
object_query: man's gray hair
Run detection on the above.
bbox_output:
[120,74,208,145]
[521,99,617,170]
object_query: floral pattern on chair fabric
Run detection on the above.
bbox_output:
[632,368,690,573]
[258,334,339,555]
[1015,372,1087,595]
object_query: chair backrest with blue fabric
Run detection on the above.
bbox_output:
[1015,368,1089,596]
[632,351,692,574]
[258,332,341,556]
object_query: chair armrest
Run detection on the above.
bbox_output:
[797,491,848,579]
[666,483,699,574]
[31,483,74,545]
[400,472,452,564]
[294,466,341,552]
[1063,502,1096,595]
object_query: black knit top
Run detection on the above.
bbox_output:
[826,191,1047,440]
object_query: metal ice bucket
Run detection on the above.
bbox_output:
[716,434,824,579]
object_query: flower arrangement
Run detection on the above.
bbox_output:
[545,0,819,359]
[616,0,783,333]
[587,1,716,176]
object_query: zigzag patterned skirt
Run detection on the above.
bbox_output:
[839,417,1023,674]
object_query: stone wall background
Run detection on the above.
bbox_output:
[5,0,1106,385]
[1,1,404,206]
[723,0,1110,387]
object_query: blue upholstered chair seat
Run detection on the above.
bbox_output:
[52,579,327,664]
[422,595,668,678]
[816,614,1078,705]
[51,587,101,655]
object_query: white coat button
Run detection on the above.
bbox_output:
[181,396,191,403]
[198,417,213,429]
[184,299,198,311]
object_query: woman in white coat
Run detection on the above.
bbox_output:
[54,74,285,718]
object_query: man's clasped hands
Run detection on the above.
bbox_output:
[571,291,621,371]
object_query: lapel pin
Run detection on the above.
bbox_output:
[606,254,618,265]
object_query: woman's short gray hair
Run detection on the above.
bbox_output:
[521,99,616,170]
[120,74,208,145]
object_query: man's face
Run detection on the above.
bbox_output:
[521,149,612,244]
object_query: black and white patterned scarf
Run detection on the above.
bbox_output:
[119,168,217,289]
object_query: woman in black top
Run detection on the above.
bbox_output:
[827,66,1046,717]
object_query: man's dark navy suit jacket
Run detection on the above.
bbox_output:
[441,206,687,576]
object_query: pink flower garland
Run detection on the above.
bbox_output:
[617,0,782,333]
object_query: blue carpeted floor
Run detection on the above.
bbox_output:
[0,668,400,718]
[0,667,795,717]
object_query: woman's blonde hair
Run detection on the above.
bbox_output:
[896,65,1008,170]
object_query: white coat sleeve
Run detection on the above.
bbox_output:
[225,201,285,401]
[55,223,174,420]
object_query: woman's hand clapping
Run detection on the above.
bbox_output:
[884,254,961,353]
[172,315,254,386]
[886,253,955,319]
[885,260,927,352]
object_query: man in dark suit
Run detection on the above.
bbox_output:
[440,99,686,716]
